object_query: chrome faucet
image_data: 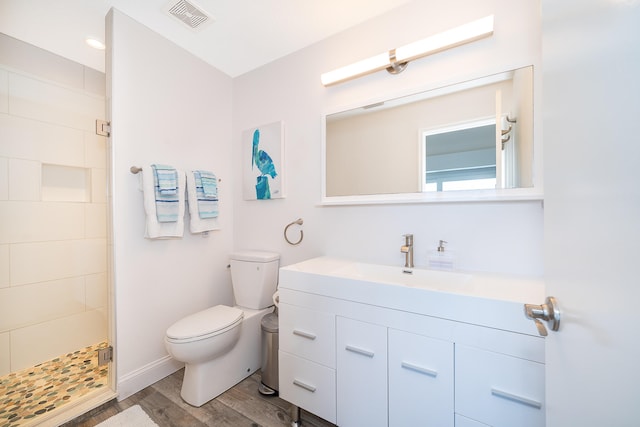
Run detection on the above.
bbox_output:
[400,234,414,268]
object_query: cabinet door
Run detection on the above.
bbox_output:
[336,317,387,427]
[388,329,454,426]
[455,345,545,427]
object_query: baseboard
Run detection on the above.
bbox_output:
[117,355,183,401]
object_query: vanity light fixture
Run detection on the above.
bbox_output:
[320,15,494,86]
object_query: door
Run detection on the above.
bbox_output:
[542,1,640,425]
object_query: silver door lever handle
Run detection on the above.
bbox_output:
[524,296,560,337]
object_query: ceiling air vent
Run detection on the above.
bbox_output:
[165,0,214,31]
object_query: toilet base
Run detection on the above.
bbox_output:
[180,306,273,407]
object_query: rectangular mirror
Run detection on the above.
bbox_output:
[323,66,537,204]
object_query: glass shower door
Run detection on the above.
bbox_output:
[0,33,113,425]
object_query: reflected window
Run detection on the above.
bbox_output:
[421,119,496,192]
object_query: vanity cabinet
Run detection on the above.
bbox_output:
[277,257,546,427]
[279,293,544,427]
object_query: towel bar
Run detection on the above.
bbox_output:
[130,166,221,181]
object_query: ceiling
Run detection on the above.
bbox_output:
[0,0,414,77]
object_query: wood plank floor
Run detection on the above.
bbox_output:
[62,369,336,427]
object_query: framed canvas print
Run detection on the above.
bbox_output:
[242,121,285,200]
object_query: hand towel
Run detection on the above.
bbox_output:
[193,170,219,218]
[151,164,180,222]
[152,164,178,195]
[199,171,218,200]
[186,170,220,233]
[142,165,185,239]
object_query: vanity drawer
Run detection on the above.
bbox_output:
[279,303,335,368]
[279,350,336,424]
[455,345,545,427]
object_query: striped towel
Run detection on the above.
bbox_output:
[152,164,178,195]
[194,170,219,218]
[152,164,180,222]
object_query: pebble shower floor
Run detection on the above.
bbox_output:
[0,342,109,427]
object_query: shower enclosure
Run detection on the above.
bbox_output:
[0,34,114,425]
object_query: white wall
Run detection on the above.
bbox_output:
[0,33,108,375]
[107,9,234,399]
[232,0,544,276]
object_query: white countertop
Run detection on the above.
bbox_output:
[279,256,545,336]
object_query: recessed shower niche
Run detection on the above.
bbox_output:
[41,163,91,202]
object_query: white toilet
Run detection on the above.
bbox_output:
[164,250,279,407]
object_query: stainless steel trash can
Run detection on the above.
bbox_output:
[259,312,279,395]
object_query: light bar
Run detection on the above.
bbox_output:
[321,15,494,87]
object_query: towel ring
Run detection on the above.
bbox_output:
[284,218,304,246]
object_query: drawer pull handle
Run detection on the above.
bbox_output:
[293,379,317,393]
[345,345,375,358]
[491,388,542,409]
[293,329,317,340]
[401,361,438,378]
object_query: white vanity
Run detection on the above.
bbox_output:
[277,257,546,427]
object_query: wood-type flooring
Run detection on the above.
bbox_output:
[63,369,336,427]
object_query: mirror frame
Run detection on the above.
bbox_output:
[320,67,543,205]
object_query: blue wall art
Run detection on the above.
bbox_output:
[242,121,284,200]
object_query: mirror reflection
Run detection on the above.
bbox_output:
[325,66,533,198]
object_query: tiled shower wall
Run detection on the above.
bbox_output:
[0,33,108,375]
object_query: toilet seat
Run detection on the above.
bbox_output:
[166,305,243,344]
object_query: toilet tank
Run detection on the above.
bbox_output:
[230,251,280,309]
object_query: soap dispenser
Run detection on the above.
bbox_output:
[428,240,456,271]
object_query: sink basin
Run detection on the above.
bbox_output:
[279,256,545,335]
[333,261,473,292]
[282,256,542,302]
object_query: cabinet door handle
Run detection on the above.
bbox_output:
[345,345,375,358]
[293,329,317,340]
[401,361,438,378]
[491,388,542,409]
[293,379,317,393]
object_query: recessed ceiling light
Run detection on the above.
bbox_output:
[85,38,106,50]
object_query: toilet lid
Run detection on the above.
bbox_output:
[166,305,243,341]
[230,251,279,262]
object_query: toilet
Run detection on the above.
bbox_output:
[165,251,279,407]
